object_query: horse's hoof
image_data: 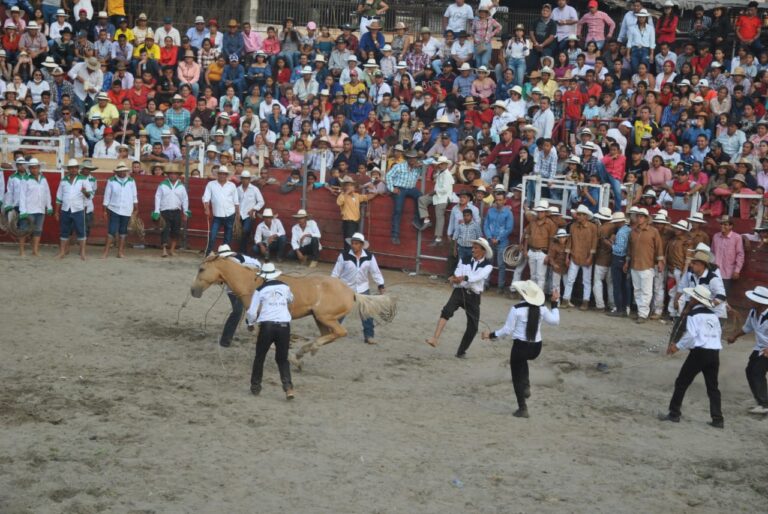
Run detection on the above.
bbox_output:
[309,346,319,356]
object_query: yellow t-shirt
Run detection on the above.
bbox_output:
[88,103,120,126]
[343,81,367,97]
[114,27,135,43]
[133,43,161,60]
[207,62,224,82]
[106,0,126,16]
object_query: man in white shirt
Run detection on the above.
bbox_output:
[92,127,119,158]
[662,285,724,428]
[289,209,321,267]
[551,0,579,51]
[254,208,285,261]
[55,158,91,260]
[202,166,239,254]
[331,232,386,344]
[532,96,555,139]
[152,168,190,257]
[236,170,265,254]
[67,57,102,114]
[728,286,768,414]
[101,161,137,258]
[443,0,474,34]
[154,17,181,46]
[18,158,52,257]
[426,237,494,357]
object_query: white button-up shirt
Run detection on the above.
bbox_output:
[103,176,138,217]
[291,220,322,250]
[19,174,52,214]
[452,256,493,294]
[678,268,727,319]
[4,172,26,208]
[493,302,560,342]
[56,174,91,213]
[154,178,189,213]
[84,175,97,213]
[254,218,285,243]
[627,24,655,50]
[202,180,238,218]
[246,281,294,324]
[237,183,265,220]
[676,306,722,351]
[742,307,768,352]
[331,249,385,293]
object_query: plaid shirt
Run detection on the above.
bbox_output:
[472,17,502,45]
[198,48,220,71]
[404,50,430,76]
[385,161,422,191]
[534,148,557,179]
[165,108,191,134]
[453,220,482,247]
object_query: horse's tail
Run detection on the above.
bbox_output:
[355,293,397,323]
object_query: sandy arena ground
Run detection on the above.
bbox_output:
[1,244,767,513]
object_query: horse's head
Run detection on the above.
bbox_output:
[190,255,224,298]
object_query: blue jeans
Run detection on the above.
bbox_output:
[207,214,235,254]
[107,209,130,237]
[60,209,86,240]
[594,164,623,211]
[475,45,492,68]
[611,255,628,312]
[41,4,58,24]
[390,187,421,238]
[21,212,44,236]
[457,245,473,261]
[630,47,650,73]
[490,241,508,289]
[341,289,375,341]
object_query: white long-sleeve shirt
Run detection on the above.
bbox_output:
[19,175,52,214]
[154,178,189,213]
[254,218,285,243]
[532,108,555,139]
[202,180,238,218]
[492,302,560,342]
[246,280,293,325]
[504,98,527,120]
[93,140,119,158]
[627,24,655,50]
[331,249,385,293]
[678,268,727,319]
[291,220,321,250]
[431,169,455,205]
[84,175,97,213]
[742,307,768,352]
[4,172,26,208]
[676,305,722,351]
[103,176,138,217]
[237,184,265,220]
[56,174,91,213]
[452,255,493,294]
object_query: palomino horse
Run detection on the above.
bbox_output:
[189,255,397,367]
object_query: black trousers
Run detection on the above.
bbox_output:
[342,220,360,251]
[669,348,723,422]
[290,237,320,261]
[220,292,244,346]
[440,287,481,356]
[510,339,542,409]
[746,350,768,407]
[251,321,293,391]
[160,209,182,245]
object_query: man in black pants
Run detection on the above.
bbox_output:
[245,262,295,400]
[727,285,768,415]
[661,284,724,428]
[215,244,261,348]
[426,238,494,357]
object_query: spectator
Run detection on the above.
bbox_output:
[288,209,321,267]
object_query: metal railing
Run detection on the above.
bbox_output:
[123,0,247,29]
[0,135,67,175]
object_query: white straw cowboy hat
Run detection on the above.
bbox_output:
[671,219,690,232]
[595,207,612,221]
[471,237,493,260]
[690,249,712,264]
[548,206,561,216]
[345,232,370,249]
[555,228,569,238]
[435,155,452,166]
[746,286,768,305]
[687,212,706,224]
[572,204,593,219]
[262,208,274,217]
[66,158,79,167]
[683,284,714,309]
[653,213,669,224]
[533,200,550,212]
[217,244,236,258]
[512,280,545,306]
[259,262,282,280]
[610,211,626,223]
[292,209,309,218]
[635,207,650,217]
[240,170,252,178]
[217,165,231,174]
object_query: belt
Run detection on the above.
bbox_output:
[259,321,289,327]
[529,247,547,252]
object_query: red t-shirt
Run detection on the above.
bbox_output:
[736,15,761,41]
[563,90,583,120]
[126,86,150,111]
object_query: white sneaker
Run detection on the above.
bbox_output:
[748,405,768,414]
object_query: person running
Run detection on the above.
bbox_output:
[245,262,295,400]
[102,162,138,259]
[152,167,190,257]
[727,285,768,415]
[331,232,386,344]
[426,237,494,357]
[482,280,560,418]
[216,244,261,348]
[18,158,52,257]
[661,284,724,429]
[55,158,91,260]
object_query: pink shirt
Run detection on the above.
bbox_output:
[577,11,616,42]
[242,30,263,54]
[602,154,626,181]
[646,166,672,188]
[712,231,744,279]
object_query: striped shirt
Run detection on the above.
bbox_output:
[612,224,631,257]
[453,220,482,248]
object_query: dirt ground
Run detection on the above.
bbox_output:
[1,244,767,514]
